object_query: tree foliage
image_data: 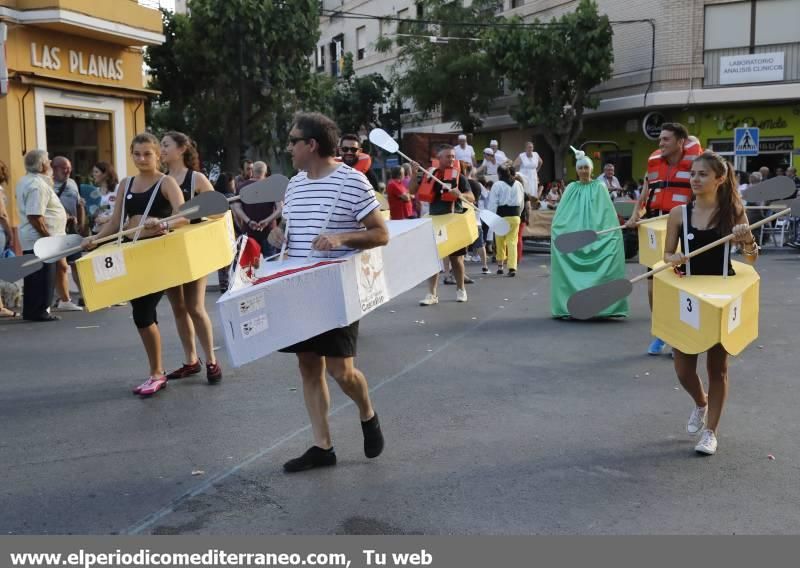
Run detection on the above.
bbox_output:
[328,53,392,135]
[145,0,322,171]
[379,0,503,133]
[485,0,614,177]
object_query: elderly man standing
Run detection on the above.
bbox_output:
[231,161,282,256]
[16,150,67,322]
[489,139,508,165]
[51,156,84,311]
[454,134,476,167]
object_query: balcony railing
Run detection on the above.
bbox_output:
[704,42,800,87]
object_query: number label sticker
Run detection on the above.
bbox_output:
[238,293,266,316]
[647,228,657,250]
[240,314,268,339]
[435,226,448,244]
[679,291,701,330]
[727,296,743,333]
[91,250,127,283]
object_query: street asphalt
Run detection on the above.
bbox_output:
[2,250,799,535]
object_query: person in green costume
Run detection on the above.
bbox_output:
[550,147,629,318]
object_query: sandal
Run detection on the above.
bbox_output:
[0,308,19,318]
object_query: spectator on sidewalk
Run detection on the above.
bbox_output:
[51,156,84,312]
[16,150,67,322]
[386,166,413,220]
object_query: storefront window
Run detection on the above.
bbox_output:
[708,137,793,174]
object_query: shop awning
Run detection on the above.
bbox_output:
[15,72,160,99]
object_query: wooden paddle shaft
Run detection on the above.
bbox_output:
[630,208,789,284]
[595,213,669,236]
[47,203,204,263]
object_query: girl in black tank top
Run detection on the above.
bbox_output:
[123,177,173,220]
[677,203,735,276]
[80,132,187,398]
[661,150,758,457]
[159,131,224,384]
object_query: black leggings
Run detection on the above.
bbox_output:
[131,290,164,329]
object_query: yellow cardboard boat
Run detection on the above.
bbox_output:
[651,260,759,356]
[638,216,675,268]
[428,211,479,259]
[76,213,235,312]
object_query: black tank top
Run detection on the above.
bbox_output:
[177,170,202,223]
[678,203,735,276]
[124,176,172,219]
[178,170,194,201]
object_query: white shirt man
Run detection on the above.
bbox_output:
[454,134,476,166]
[17,171,66,251]
[597,163,622,196]
[477,148,499,180]
[489,140,508,165]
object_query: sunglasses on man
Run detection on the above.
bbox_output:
[339,146,360,154]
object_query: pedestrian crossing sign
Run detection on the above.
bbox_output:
[734,127,759,156]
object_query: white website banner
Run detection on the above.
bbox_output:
[719,51,785,85]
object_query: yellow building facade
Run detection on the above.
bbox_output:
[0,0,164,226]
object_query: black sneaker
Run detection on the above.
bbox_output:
[283,446,337,473]
[361,414,384,459]
[508,269,517,277]
[464,275,475,284]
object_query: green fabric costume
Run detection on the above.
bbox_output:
[550,179,629,318]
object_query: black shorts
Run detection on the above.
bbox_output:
[280,321,359,358]
[449,248,467,258]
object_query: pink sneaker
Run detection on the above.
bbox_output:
[134,375,168,396]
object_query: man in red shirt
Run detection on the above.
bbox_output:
[386,166,413,220]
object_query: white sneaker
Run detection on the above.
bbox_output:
[55,300,83,312]
[687,405,708,435]
[419,293,439,306]
[456,288,468,303]
[695,429,717,455]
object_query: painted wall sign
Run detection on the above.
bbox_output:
[30,42,124,81]
[719,52,785,86]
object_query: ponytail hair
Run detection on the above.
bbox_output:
[163,131,200,171]
[695,150,743,236]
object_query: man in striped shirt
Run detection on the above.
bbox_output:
[272,112,389,473]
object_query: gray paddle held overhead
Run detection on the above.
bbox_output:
[0,254,43,282]
[566,200,800,320]
[33,234,84,263]
[238,174,290,204]
[741,176,795,203]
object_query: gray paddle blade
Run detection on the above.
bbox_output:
[239,175,290,204]
[179,191,229,220]
[33,234,84,263]
[742,176,795,202]
[368,128,399,154]
[567,278,633,320]
[554,230,599,254]
[0,254,43,282]
[781,197,800,216]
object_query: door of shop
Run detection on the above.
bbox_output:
[44,107,113,183]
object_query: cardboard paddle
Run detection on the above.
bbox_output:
[554,214,669,254]
[11,192,228,282]
[740,176,795,203]
[566,199,800,320]
[233,174,290,204]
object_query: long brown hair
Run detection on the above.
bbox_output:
[0,159,8,186]
[695,150,744,236]
[93,161,118,190]
[163,131,200,171]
